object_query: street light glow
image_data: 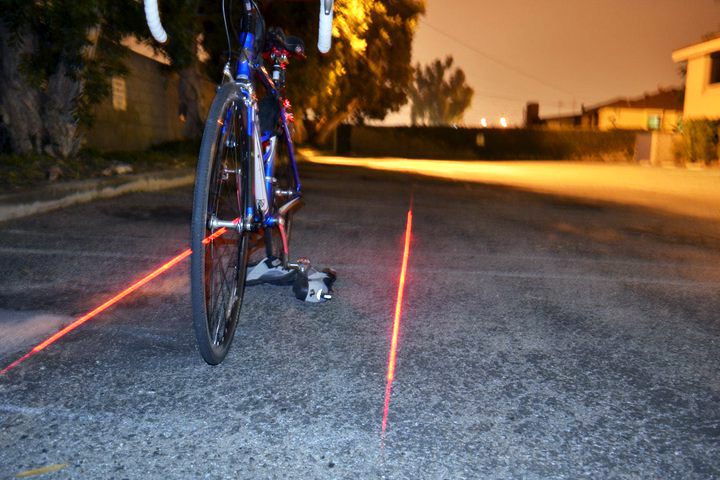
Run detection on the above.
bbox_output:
[480,118,488,128]
[500,117,508,128]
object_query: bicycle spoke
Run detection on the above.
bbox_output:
[191,85,255,364]
[202,103,244,349]
[208,240,237,344]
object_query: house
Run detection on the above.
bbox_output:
[672,35,720,120]
[531,88,683,132]
[580,88,683,131]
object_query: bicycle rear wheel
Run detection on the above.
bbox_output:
[191,83,250,365]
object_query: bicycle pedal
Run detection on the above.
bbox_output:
[288,257,311,272]
[293,265,336,303]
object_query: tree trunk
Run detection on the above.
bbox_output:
[0,25,42,155]
[315,98,360,146]
[0,25,85,158]
[43,61,84,158]
[178,66,205,139]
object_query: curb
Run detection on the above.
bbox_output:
[0,169,195,223]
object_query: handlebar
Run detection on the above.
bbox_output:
[318,0,334,53]
[143,0,167,43]
[143,0,333,53]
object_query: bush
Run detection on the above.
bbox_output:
[341,126,637,161]
[0,141,198,191]
[678,119,719,164]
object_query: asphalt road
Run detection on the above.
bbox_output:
[1,160,719,479]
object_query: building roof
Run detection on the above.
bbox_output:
[672,35,720,62]
[541,113,581,123]
[584,88,684,112]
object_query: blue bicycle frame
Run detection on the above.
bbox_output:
[235,7,302,233]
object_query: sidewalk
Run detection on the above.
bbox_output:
[0,168,194,223]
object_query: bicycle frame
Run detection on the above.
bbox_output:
[233,20,303,234]
[142,0,327,238]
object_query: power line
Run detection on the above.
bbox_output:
[419,19,576,98]
[472,92,528,103]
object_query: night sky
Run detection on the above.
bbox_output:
[386,0,720,126]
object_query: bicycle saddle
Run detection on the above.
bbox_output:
[283,35,305,56]
[266,27,305,57]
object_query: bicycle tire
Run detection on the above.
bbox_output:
[191,82,250,365]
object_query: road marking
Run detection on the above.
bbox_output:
[410,268,720,287]
[0,246,170,260]
[0,225,232,375]
[15,464,68,478]
[0,310,74,356]
[0,403,206,433]
[2,228,186,242]
[382,207,413,439]
[458,252,720,271]
[323,264,719,288]
[328,251,720,272]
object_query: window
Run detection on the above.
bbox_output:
[711,52,720,84]
[111,77,127,111]
[647,115,661,130]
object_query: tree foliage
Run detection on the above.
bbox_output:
[261,0,425,142]
[160,0,425,143]
[145,0,211,138]
[409,56,474,126]
[678,119,719,164]
[0,0,425,156]
[0,0,144,157]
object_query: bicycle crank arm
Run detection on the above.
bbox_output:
[278,196,304,216]
[285,257,310,271]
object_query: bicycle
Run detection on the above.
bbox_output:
[143,0,334,365]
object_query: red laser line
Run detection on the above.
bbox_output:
[382,208,413,436]
[1,223,234,376]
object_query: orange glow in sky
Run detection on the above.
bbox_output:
[384,0,720,126]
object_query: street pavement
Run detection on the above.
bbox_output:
[0,159,719,478]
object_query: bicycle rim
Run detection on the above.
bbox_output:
[191,84,249,365]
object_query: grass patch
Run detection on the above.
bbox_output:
[0,140,199,192]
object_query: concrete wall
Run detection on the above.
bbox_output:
[84,51,215,152]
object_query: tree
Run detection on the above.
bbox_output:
[261,0,425,143]
[0,0,144,157]
[409,56,474,126]
[0,0,426,156]
[147,0,216,139]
